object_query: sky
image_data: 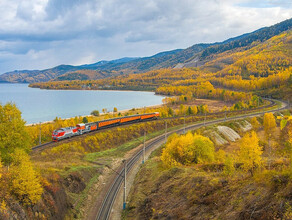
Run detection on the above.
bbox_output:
[0,0,291,73]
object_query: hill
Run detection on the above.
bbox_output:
[30,29,292,100]
[0,59,137,83]
[125,117,292,220]
[1,18,291,83]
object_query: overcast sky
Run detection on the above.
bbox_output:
[0,0,291,73]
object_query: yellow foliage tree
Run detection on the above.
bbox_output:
[192,106,198,115]
[263,112,276,169]
[0,103,31,164]
[0,155,9,210]
[215,149,226,163]
[239,131,263,175]
[0,158,2,179]
[250,117,260,131]
[10,149,43,205]
[288,123,292,146]
[223,154,235,176]
[161,132,214,167]
[263,113,276,137]
[287,123,292,174]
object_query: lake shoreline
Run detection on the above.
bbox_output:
[25,103,163,126]
[0,83,165,125]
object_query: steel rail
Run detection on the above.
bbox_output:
[96,99,287,220]
[31,98,277,151]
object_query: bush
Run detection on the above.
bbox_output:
[91,110,100,116]
[82,117,88,123]
[161,132,215,167]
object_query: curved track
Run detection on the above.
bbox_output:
[96,99,287,220]
[32,98,277,151]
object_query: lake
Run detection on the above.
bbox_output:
[0,83,165,124]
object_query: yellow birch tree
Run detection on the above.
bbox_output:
[0,103,31,164]
[263,113,276,169]
[10,149,43,205]
[239,131,263,175]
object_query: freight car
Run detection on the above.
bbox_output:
[52,112,160,141]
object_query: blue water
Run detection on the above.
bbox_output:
[0,83,165,124]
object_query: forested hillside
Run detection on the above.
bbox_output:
[31,29,292,100]
[1,18,291,83]
[125,114,292,220]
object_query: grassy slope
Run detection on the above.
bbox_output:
[126,157,292,219]
[125,117,292,220]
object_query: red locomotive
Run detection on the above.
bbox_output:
[52,112,160,141]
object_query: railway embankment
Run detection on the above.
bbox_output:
[97,100,286,219]
[2,98,285,219]
[124,109,292,220]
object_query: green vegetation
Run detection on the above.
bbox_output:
[82,117,88,123]
[0,104,44,218]
[30,29,292,101]
[90,110,100,116]
[125,112,292,219]
[0,103,31,164]
[9,149,43,205]
[0,18,291,219]
[161,132,215,167]
[2,18,292,84]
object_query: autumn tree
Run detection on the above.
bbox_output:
[250,117,261,131]
[9,149,43,205]
[192,106,198,115]
[167,107,174,116]
[161,132,214,167]
[53,117,62,128]
[263,113,276,136]
[215,149,226,163]
[177,104,186,115]
[239,131,263,175]
[186,106,193,115]
[198,105,209,114]
[0,103,30,165]
[0,156,8,215]
[82,117,88,123]
[91,110,100,116]
[263,113,276,169]
[0,158,2,179]
[113,107,118,113]
[288,122,292,146]
[192,134,215,163]
[223,155,235,176]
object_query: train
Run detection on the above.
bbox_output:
[52,112,160,141]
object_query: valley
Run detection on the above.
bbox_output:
[0,16,292,220]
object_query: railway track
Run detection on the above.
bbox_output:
[96,99,287,220]
[31,98,277,151]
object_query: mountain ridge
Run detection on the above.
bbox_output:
[1,18,291,83]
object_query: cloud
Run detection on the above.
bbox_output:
[0,0,291,73]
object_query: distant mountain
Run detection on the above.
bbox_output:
[0,45,211,83]
[204,18,292,57]
[79,57,139,69]
[0,58,139,83]
[1,18,291,83]
[0,65,80,83]
[177,18,292,68]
